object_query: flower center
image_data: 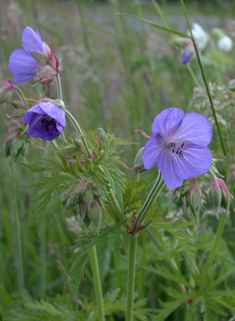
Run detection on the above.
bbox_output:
[165,141,185,158]
[41,116,56,132]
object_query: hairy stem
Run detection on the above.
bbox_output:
[90,245,105,321]
[126,234,138,321]
[133,171,164,229]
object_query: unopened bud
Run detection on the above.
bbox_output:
[208,186,222,210]
[212,28,224,38]
[88,202,102,227]
[134,147,144,169]
[188,187,201,210]
[82,188,94,205]
[0,80,13,103]
[229,79,235,92]
[38,65,56,84]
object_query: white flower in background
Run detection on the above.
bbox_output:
[191,23,208,51]
[217,35,233,52]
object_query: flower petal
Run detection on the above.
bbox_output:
[12,74,36,83]
[182,49,193,64]
[142,134,164,170]
[152,108,185,137]
[22,26,46,54]
[9,49,41,75]
[23,105,45,123]
[157,149,183,189]
[39,102,66,127]
[174,113,213,147]
[173,147,212,179]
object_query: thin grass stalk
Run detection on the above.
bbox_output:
[126,234,138,321]
[180,0,227,156]
[90,245,105,321]
[8,164,24,294]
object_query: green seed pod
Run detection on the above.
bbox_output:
[88,203,102,227]
[208,187,222,210]
[83,188,94,205]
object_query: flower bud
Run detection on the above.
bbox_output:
[88,202,102,227]
[0,80,14,104]
[38,65,56,84]
[217,36,233,52]
[229,79,235,92]
[188,186,201,211]
[134,147,145,170]
[208,186,222,210]
[212,28,224,39]
[82,188,94,205]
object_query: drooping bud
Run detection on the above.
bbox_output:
[134,147,145,171]
[208,178,222,211]
[88,201,102,227]
[0,80,14,104]
[38,65,57,84]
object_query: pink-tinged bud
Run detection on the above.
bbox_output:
[88,201,102,227]
[188,186,201,211]
[208,179,222,211]
[0,80,14,103]
[229,79,235,92]
[38,65,57,85]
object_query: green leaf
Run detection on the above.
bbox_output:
[117,13,191,38]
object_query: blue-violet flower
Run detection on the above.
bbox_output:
[23,102,66,141]
[8,26,58,84]
[142,108,213,189]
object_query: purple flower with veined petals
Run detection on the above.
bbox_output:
[8,26,58,84]
[23,102,66,141]
[142,108,213,189]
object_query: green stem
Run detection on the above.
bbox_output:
[107,186,131,229]
[8,164,24,293]
[133,171,164,229]
[64,109,91,157]
[13,86,27,106]
[56,74,63,101]
[180,0,227,156]
[126,234,138,321]
[90,245,105,321]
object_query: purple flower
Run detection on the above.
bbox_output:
[142,108,213,189]
[23,102,66,141]
[8,26,58,84]
[182,48,194,64]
